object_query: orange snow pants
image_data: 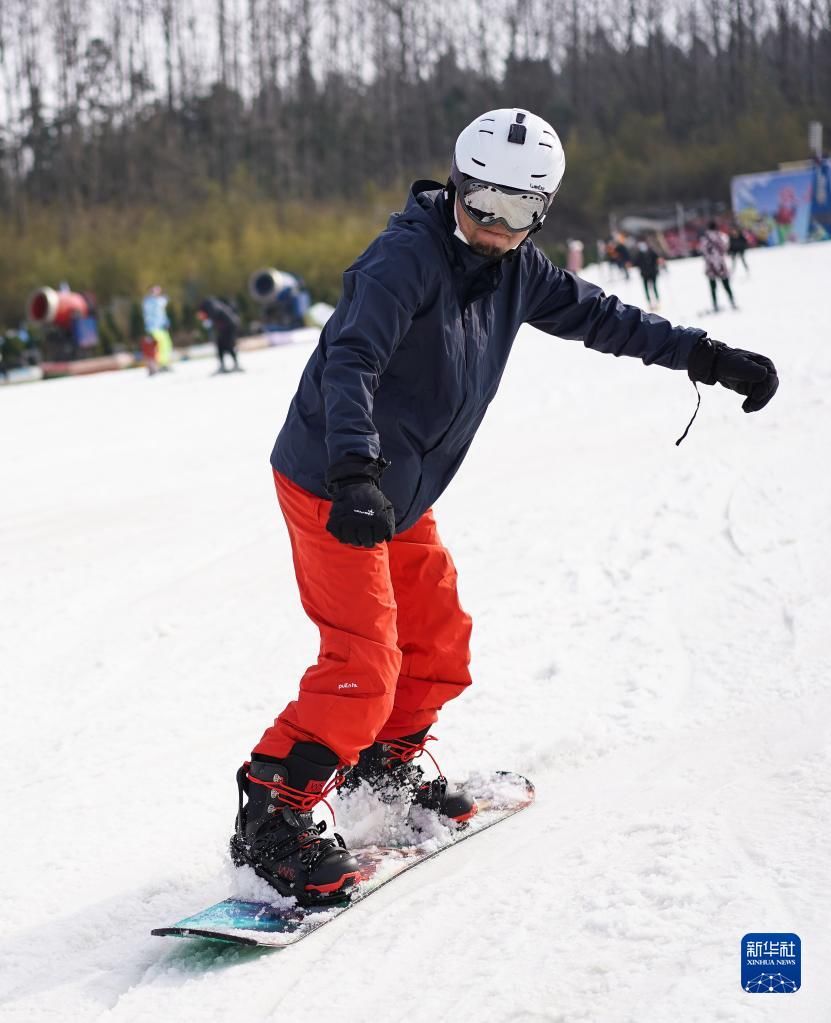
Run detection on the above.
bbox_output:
[252,471,473,766]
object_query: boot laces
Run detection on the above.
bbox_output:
[379,737,455,812]
[381,734,444,779]
[244,762,346,825]
[242,763,349,867]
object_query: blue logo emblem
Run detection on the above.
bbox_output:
[741,933,800,993]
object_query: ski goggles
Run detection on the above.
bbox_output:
[459,179,549,232]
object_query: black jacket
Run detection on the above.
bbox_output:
[201,298,240,344]
[635,247,660,279]
[272,181,705,532]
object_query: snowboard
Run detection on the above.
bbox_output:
[151,770,533,948]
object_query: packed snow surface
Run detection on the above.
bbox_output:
[1,243,829,1022]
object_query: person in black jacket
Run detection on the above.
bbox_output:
[229,108,779,905]
[633,239,662,308]
[199,297,242,372]
[729,226,750,273]
[606,235,631,279]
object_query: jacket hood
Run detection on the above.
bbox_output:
[393,179,522,282]
[390,179,453,248]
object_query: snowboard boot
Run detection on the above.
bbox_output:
[230,742,361,904]
[344,728,478,825]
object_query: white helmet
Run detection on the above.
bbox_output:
[451,108,566,221]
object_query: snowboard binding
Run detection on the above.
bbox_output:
[231,749,361,906]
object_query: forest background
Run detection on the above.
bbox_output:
[0,0,829,339]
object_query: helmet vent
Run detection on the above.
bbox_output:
[471,157,486,167]
[538,142,553,148]
[478,129,494,135]
[530,172,547,178]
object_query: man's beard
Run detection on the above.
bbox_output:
[470,238,508,258]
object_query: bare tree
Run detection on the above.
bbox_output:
[0,0,828,228]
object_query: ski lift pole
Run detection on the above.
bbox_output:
[676,203,689,257]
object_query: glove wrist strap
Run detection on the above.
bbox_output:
[325,457,388,497]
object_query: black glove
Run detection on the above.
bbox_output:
[325,459,396,548]
[687,337,778,413]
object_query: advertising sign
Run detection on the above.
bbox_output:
[731,168,814,244]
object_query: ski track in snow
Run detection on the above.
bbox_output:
[1,244,829,1023]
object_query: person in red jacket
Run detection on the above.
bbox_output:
[230,110,779,907]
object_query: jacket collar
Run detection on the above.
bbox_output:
[392,180,524,304]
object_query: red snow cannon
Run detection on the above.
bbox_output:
[27,287,90,329]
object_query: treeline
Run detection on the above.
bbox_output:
[0,0,829,325]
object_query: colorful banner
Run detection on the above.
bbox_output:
[731,168,814,245]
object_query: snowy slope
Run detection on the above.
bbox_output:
[1,243,829,1023]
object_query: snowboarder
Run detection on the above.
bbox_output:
[142,285,174,371]
[140,334,159,375]
[199,297,242,372]
[729,225,750,273]
[700,221,737,312]
[232,108,779,904]
[605,235,631,279]
[633,239,662,309]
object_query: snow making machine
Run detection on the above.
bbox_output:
[26,286,99,361]
[247,267,310,331]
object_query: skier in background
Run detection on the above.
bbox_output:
[605,235,631,279]
[729,225,750,273]
[699,221,737,312]
[230,108,779,905]
[633,239,662,309]
[142,285,174,371]
[140,333,160,376]
[198,297,242,373]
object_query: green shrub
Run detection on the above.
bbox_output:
[0,107,819,331]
